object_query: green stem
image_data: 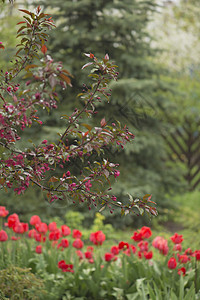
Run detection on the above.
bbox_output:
[195,259,197,293]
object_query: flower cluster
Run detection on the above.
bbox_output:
[58,260,74,273]
[1,206,199,278]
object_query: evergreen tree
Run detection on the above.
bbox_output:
[38,0,181,226]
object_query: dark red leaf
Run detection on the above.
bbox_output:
[41,44,47,54]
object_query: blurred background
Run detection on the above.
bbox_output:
[0,0,200,244]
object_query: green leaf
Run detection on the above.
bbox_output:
[183,283,195,300]
[179,275,184,300]
[135,205,144,215]
[126,294,140,300]
[99,205,106,212]
[81,123,92,131]
[147,282,156,300]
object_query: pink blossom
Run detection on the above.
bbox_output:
[85,180,92,191]
[114,170,120,178]
[7,87,12,92]
[42,140,48,144]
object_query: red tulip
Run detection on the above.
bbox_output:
[72,229,82,239]
[48,222,57,232]
[76,250,84,259]
[90,231,105,246]
[173,244,182,252]
[61,238,69,248]
[131,231,143,242]
[72,238,84,249]
[152,236,169,255]
[0,206,9,217]
[34,232,46,243]
[130,245,137,254]
[35,222,48,234]
[11,236,20,241]
[178,254,190,264]
[178,267,186,276]
[111,246,119,255]
[184,248,193,256]
[62,264,74,273]
[138,241,148,252]
[118,241,129,250]
[49,229,61,241]
[104,253,113,262]
[30,215,41,226]
[138,251,143,259]
[0,230,8,242]
[58,260,74,272]
[195,250,200,261]
[28,229,37,238]
[35,245,42,254]
[170,233,183,244]
[144,251,153,260]
[140,226,152,239]
[13,222,24,234]
[58,260,66,269]
[21,222,29,232]
[7,213,19,228]
[61,225,71,236]
[168,257,177,269]
[85,251,93,259]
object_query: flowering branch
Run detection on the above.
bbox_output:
[0,6,157,217]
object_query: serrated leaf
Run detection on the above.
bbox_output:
[17,21,26,25]
[62,69,72,76]
[81,123,92,131]
[15,48,23,56]
[135,205,144,215]
[127,193,133,202]
[48,176,59,183]
[25,64,38,71]
[41,44,47,54]
[59,73,72,86]
[23,16,32,24]
[99,205,106,212]
[17,26,26,34]
[82,62,93,69]
[19,9,33,16]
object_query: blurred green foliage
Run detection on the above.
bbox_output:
[34,0,183,223]
[0,2,21,68]
[0,266,47,299]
